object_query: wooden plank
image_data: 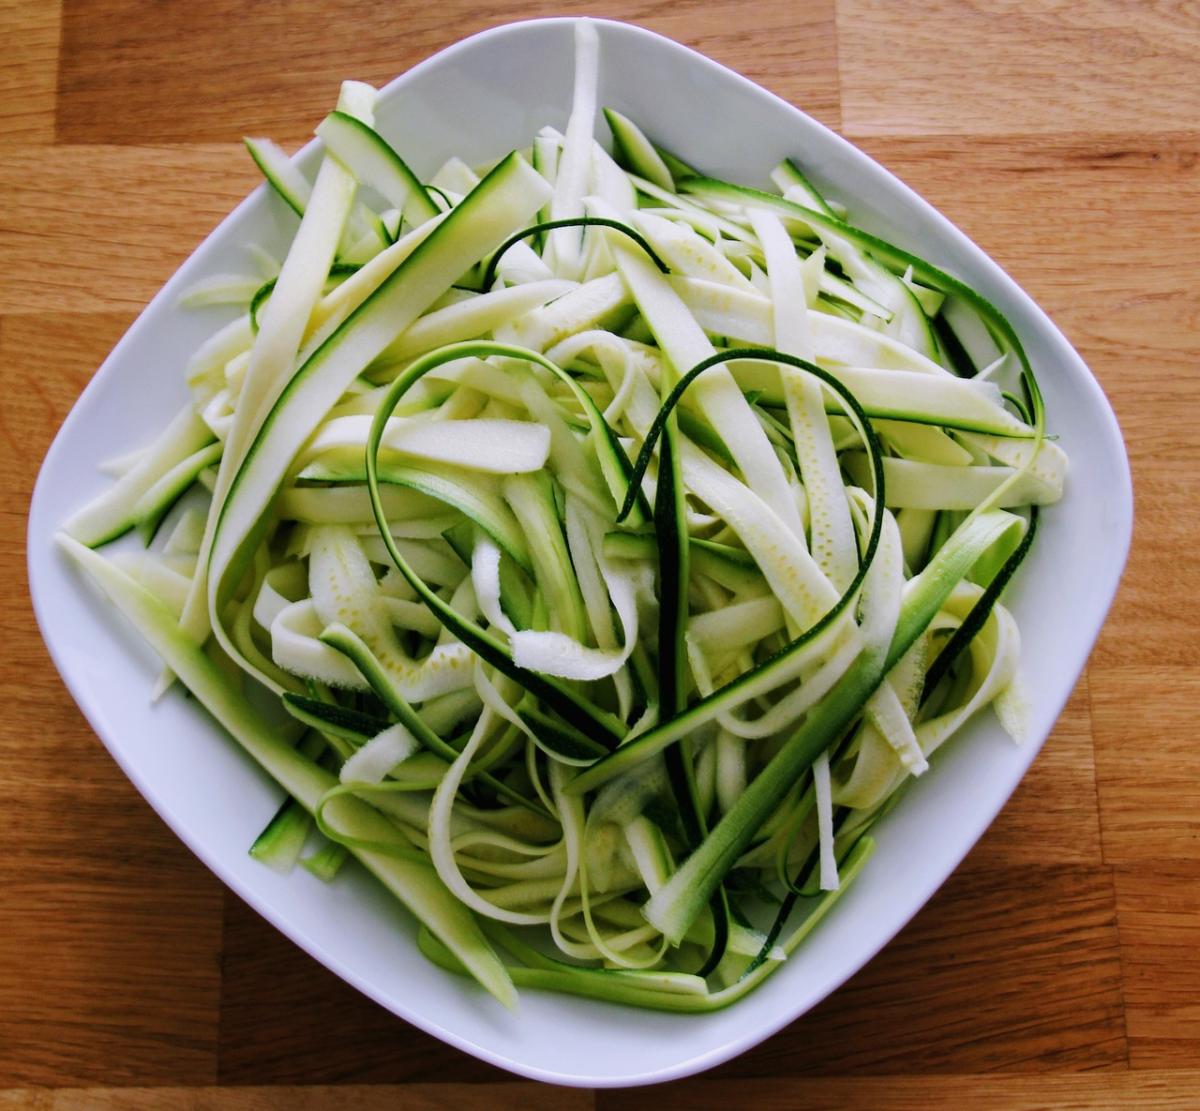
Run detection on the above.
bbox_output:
[1091,669,1200,863]
[0,314,224,1087]
[706,865,1126,1076]
[964,677,1101,867]
[0,309,102,548]
[1115,864,1200,1069]
[836,0,1200,136]
[599,1072,1200,1110]
[1081,117,1200,861]
[55,0,839,145]
[0,146,259,314]
[0,879,221,1088]
[216,891,515,1084]
[1073,118,1200,865]
[0,0,60,144]
[0,1087,594,1110]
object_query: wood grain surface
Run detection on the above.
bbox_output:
[3,0,1198,1104]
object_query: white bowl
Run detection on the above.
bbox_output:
[28,17,1132,1087]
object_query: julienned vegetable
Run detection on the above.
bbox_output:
[58,21,1065,1011]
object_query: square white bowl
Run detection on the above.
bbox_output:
[28,17,1132,1087]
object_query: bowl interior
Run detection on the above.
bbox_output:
[28,16,1132,1087]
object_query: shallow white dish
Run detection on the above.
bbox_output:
[29,17,1132,1087]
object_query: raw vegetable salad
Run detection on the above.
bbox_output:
[59,22,1065,1011]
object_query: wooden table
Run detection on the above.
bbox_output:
[3,1,1197,1105]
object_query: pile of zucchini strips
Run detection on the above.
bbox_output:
[60,24,1065,1011]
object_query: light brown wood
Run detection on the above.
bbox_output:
[968,678,1101,866]
[599,1072,1200,1110]
[0,1086,590,1110]
[1114,864,1200,1069]
[836,0,1200,137]
[0,1,60,144]
[54,0,840,145]
[0,147,258,313]
[2,0,1198,1103]
[0,313,225,1088]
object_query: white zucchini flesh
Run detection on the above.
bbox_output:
[239,82,379,455]
[109,551,192,618]
[163,505,207,556]
[297,416,551,475]
[727,359,1034,438]
[207,154,552,693]
[601,217,808,544]
[604,107,674,192]
[431,156,481,195]
[879,421,974,465]
[301,212,451,352]
[632,210,757,292]
[62,403,214,546]
[749,209,857,592]
[496,238,557,284]
[340,722,422,785]
[845,454,1063,509]
[315,111,439,227]
[275,485,455,531]
[546,20,600,279]
[678,447,839,630]
[179,273,264,308]
[813,750,839,890]
[178,81,380,661]
[507,496,640,682]
[589,143,638,214]
[503,272,630,351]
[98,445,147,479]
[374,282,578,364]
[688,595,785,654]
[307,527,475,699]
[244,136,312,216]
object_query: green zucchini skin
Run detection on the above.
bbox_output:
[316,111,440,226]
